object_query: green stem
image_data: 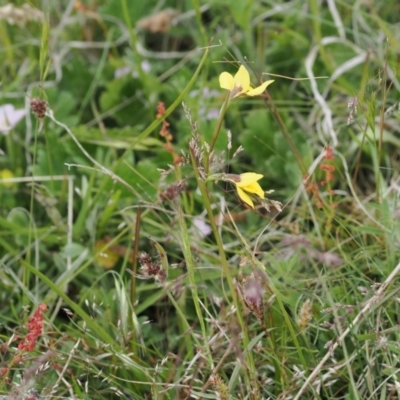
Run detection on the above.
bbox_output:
[129,205,141,353]
[25,119,40,307]
[177,206,213,367]
[207,93,230,162]
[190,149,259,394]
[190,0,208,46]
[5,130,15,171]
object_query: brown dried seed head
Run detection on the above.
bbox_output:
[138,252,152,265]
[156,269,167,283]
[30,98,47,119]
[159,180,186,202]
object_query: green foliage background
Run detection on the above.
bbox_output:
[1,0,400,399]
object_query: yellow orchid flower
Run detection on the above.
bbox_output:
[225,172,265,209]
[219,65,274,99]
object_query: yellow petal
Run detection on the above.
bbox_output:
[236,172,263,187]
[246,80,274,96]
[242,182,265,198]
[219,72,235,91]
[233,65,251,92]
[237,187,254,208]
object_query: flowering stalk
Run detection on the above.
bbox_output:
[189,149,259,392]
